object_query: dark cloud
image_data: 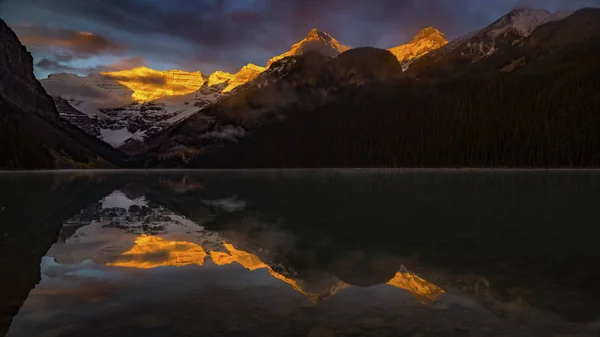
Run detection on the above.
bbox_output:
[101,73,166,86]
[14,24,124,58]
[36,56,147,75]
[36,58,78,73]
[4,0,600,74]
[43,79,112,99]
[92,56,147,73]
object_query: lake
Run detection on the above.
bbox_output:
[1,170,599,337]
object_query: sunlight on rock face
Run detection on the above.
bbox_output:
[106,235,207,269]
[267,28,350,68]
[206,71,235,87]
[221,64,266,93]
[386,271,445,303]
[101,67,205,102]
[389,27,448,63]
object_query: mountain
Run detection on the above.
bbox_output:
[324,47,403,84]
[101,67,205,102]
[50,185,446,305]
[0,19,126,169]
[388,27,448,69]
[222,63,266,93]
[407,8,574,78]
[266,28,350,68]
[159,8,600,168]
[0,173,129,336]
[41,63,266,148]
[135,45,407,166]
[125,52,328,161]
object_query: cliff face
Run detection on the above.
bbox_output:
[0,18,126,169]
[0,19,59,120]
[266,29,350,68]
[101,67,206,102]
[222,64,266,93]
[389,27,448,65]
[206,71,235,87]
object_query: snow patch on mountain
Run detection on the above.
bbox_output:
[41,72,231,147]
[421,8,575,66]
[101,190,148,209]
[489,9,552,37]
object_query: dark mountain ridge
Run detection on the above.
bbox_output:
[0,18,127,169]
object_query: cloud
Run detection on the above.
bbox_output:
[100,56,146,72]
[14,24,124,58]
[100,73,167,86]
[36,56,148,75]
[36,58,78,73]
[42,78,115,99]
[200,125,246,142]
[5,0,600,73]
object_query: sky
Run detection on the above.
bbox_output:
[1,0,598,78]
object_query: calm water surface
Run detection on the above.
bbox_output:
[1,170,600,337]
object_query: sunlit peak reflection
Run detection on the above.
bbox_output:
[386,271,445,303]
[106,235,207,269]
[214,243,348,303]
[106,236,443,304]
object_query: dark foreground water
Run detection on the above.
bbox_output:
[1,170,600,337]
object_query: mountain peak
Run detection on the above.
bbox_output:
[412,27,446,42]
[266,29,349,68]
[242,63,266,71]
[306,28,333,40]
[389,27,448,64]
[100,67,205,102]
[488,8,557,37]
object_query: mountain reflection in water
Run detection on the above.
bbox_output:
[106,234,444,304]
[1,170,600,337]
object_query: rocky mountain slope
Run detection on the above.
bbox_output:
[388,27,448,69]
[407,8,574,78]
[101,67,205,102]
[222,63,266,93]
[40,63,266,148]
[0,19,126,169]
[133,46,405,166]
[266,28,350,67]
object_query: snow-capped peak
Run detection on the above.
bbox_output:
[488,8,573,38]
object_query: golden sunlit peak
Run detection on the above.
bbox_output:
[106,235,207,269]
[221,63,266,93]
[388,27,448,63]
[386,270,445,304]
[207,70,235,87]
[306,28,331,39]
[101,67,205,102]
[266,28,349,67]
